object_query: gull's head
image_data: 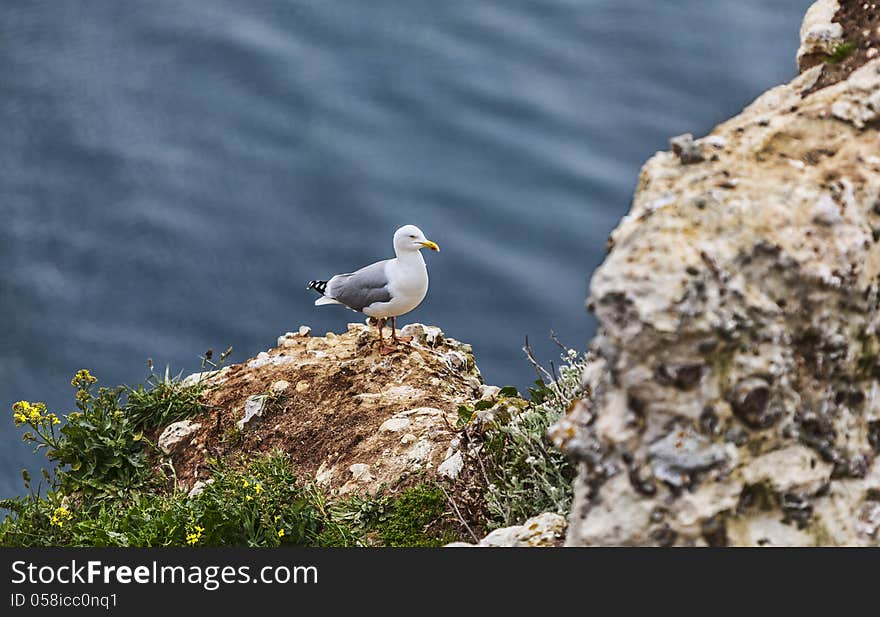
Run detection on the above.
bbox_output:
[393,225,440,254]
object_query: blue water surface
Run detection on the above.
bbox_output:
[0,0,811,497]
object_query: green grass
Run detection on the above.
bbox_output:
[124,366,207,431]
[2,453,322,547]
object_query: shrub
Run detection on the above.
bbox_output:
[461,348,589,528]
[13,370,153,500]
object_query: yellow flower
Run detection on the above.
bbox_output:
[49,506,73,528]
[242,479,249,488]
[12,401,49,426]
[253,483,263,495]
[277,529,285,538]
[70,369,97,388]
[185,525,205,546]
[245,494,253,502]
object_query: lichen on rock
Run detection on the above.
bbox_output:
[553,5,880,546]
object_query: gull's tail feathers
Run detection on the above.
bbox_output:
[315,296,342,306]
[308,280,342,306]
[307,280,328,294]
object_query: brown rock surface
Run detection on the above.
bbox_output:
[159,322,486,496]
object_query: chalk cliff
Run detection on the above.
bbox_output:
[553,1,880,546]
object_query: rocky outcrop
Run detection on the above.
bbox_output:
[797,0,843,71]
[553,4,880,546]
[159,323,487,497]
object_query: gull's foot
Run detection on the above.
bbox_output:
[379,344,398,356]
[394,335,414,343]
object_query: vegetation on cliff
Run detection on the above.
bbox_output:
[1,329,585,547]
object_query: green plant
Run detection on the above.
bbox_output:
[375,483,459,547]
[125,366,206,431]
[471,346,589,528]
[318,483,462,547]
[1,450,465,547]
[825,41,856,63]
[14,370,154,500]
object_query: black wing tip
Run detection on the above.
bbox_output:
[308,280,328,294]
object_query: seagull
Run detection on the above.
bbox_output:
[308,225,440,354]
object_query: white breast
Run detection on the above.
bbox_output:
[362,255,428,319]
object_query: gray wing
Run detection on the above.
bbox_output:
[326,260,393,312]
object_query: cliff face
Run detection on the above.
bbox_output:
[553,2,880,546]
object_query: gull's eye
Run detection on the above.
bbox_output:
[409,234,417,239]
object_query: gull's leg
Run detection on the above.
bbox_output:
[373,317,383,348]
[378,317,396,355]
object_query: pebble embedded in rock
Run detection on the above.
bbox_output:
[271,380,290,394]
[729,377,778,429]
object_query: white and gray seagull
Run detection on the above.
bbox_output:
[308,225,440,354]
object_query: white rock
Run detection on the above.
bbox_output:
[236,394,268,431]
[406,439,433,464]
[571,474,654,545]
[277,326,312,347]
[399,323,444,346]
[479,385,501,401]
[315,461,335,486]
[437,451,464,480]
[187,479,213,498]
[158,420,202,455]
[180,368,228,388]
[349,463,373,482]
[247,352,297,369]
[556,10,880,545]
[478,513,567,547]
[379,417,411,433]
[444,351,468,372]
[248,351,271,368]
[702,135,727,149]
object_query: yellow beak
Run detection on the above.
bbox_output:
[419,240,440,252]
